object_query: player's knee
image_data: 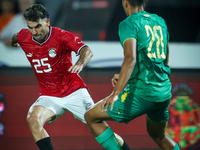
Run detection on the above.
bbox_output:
[85,109,98,125]
[147,126,165,141]
[84,110,92,124]
[27,113,41,129]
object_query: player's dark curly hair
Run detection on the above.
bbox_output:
[127,0,146,7]
[23,4,49,21]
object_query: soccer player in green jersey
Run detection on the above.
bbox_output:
[84,0,180,150]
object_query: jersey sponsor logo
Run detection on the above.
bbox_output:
[48,48,57,58]
[26,53,33,57]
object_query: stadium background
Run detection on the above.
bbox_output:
[0,0,200,150]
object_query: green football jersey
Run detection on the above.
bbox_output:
[119,11,171,102]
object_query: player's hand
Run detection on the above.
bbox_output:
[111,74,119,87]
[101,93,118,112]
[2,38,19,47]
[11,43,20,47]
[68,64,83,74]
[10,33,20,47]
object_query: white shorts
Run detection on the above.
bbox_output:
[29,88,94,123]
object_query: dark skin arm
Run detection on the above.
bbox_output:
[101,39,137,111]
[68,46,93,74]
[10,33,20,47]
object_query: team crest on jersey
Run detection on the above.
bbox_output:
[48,48,57,58]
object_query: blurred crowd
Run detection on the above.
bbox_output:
[0,0,199,46]
[0,0,35,46]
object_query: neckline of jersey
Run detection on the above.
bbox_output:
[32,26,52,45]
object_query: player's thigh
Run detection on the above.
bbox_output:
[27,96,64,123]
[146,99,170,137]
[146,99,170,123]
[62,88,94,123]
[27,105,56,125]
[85,100,114,123]
[146,115,167,137]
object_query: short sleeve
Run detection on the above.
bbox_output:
[118,19,137,47]
[17,29,28,44]
[63,31,86,55]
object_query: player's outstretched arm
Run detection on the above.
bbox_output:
[68,46,93,74]
[101,39,137,111]
[11,33,20,47]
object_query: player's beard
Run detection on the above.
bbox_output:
[33,32,49,43]
[33,34,43,43]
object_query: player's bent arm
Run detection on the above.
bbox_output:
[166,43,169,64]
[11,33,20,47]
[76,46,93,68]
[113,39,137,96]
[68,46,93,73]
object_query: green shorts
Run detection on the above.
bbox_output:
[106,91,170,124]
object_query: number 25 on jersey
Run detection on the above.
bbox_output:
[32,58,52,73]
